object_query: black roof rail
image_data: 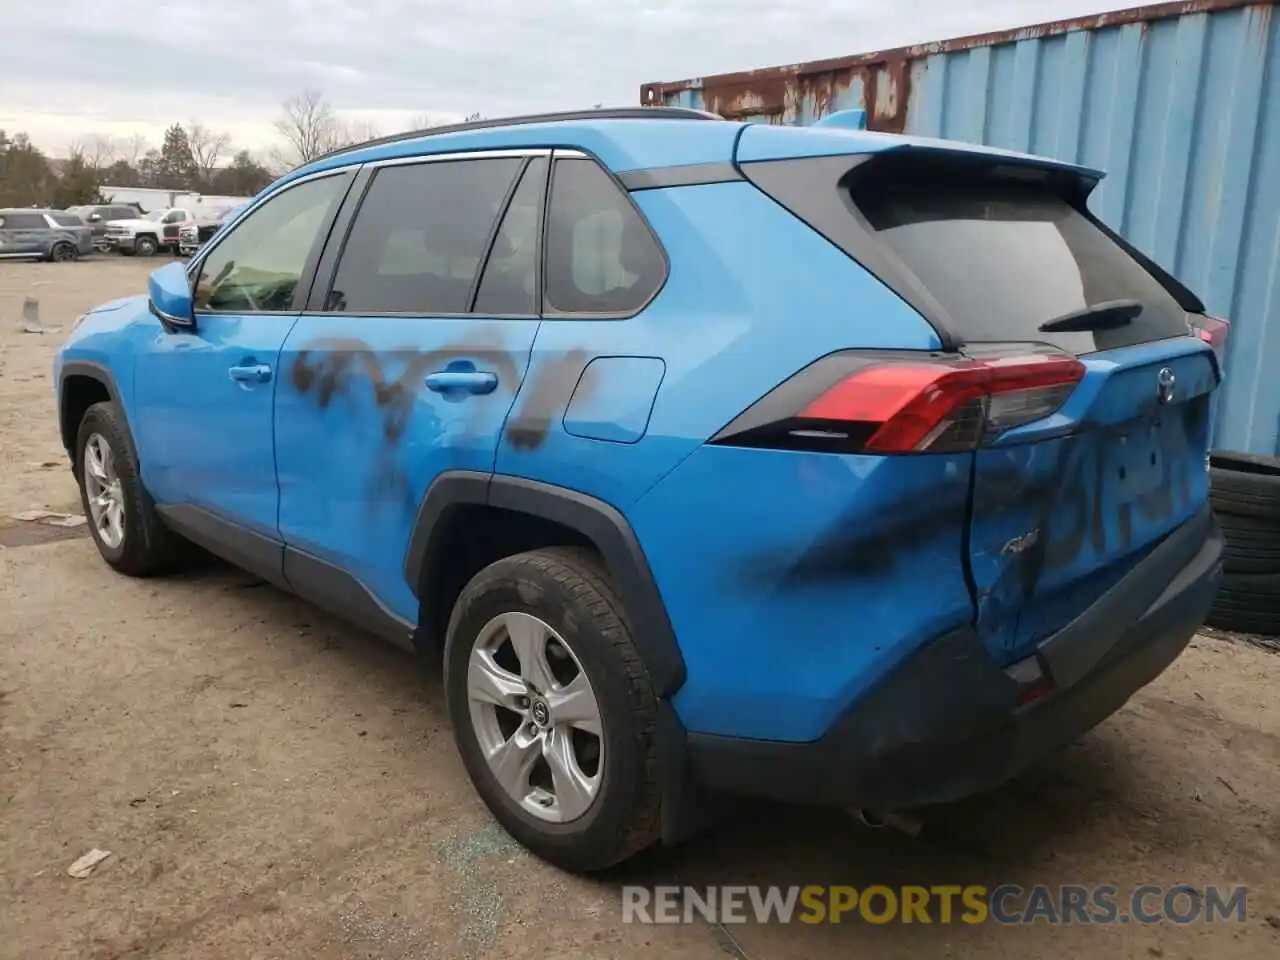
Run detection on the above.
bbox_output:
[312,106,724,163]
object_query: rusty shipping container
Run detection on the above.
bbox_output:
[643,0,1280,455]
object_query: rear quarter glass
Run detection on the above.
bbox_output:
[745,153,1195,355]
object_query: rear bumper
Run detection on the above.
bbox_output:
[686,505,1223,809]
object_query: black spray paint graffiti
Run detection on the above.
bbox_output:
[734,398,1203,613]
[288,337,594,507]
[504,349,589,450]
[976,405,1202,635]
[289,336,522,443]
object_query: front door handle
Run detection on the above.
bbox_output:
[424,370,498,395]
[228,362,273,384]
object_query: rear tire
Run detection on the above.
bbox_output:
[74,401,181,576]
[443,547,663,873]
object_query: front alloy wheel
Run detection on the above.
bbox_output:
[74,400,181,576]
[467,611,604,822]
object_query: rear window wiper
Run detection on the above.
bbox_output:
[1038,299,1144,333]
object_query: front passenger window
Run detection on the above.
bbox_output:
[193,174,348,314]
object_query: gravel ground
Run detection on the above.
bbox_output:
[1,258,1277,959]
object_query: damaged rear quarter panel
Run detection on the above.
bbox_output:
[629,444,974,742]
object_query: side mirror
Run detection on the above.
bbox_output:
[148,262,196,333]
[88,213,102,222]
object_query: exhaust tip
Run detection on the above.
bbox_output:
[849,808,922,836]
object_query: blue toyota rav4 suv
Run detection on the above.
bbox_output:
[55,107,1227,872]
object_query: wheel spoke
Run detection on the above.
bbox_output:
[85,441,107,482]
[546,672,602,736]
[106,501,125,545]
[487,727,539,799]
[467,649,526,709]
[102,447,117,483]
[504,613,557,694]
[543,727,596,820]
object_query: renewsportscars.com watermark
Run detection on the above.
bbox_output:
[622,884,1249,925]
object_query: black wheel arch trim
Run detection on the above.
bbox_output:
[404,471,687,697]
[58,360,127,458]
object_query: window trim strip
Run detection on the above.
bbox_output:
[467,156,533,313]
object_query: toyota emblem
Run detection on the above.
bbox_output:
[1156,367,1176,405]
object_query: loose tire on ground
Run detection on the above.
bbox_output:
[1215,510,1280,575]
[443,546,663,873]
[1209,451,1280,522]
[74,401,182,576]
[1205,571,1280,636]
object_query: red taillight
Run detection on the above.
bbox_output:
[711,351,1086,456]
[803,354,1084,453]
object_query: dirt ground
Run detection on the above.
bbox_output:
[1,258,1277,960]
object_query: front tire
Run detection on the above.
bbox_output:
[444,547,663,872]
[133,235,158,257]
[49,241,74,262]
[74,401,180,576]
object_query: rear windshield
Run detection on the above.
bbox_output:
[742,153,1195,354]
[852,180,1189,354]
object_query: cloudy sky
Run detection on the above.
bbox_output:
[5,0,1132,157]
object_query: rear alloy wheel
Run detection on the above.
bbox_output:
[444,547,663,873]
[133,235,158,257]
[468,611,605,823]
[50,241,75,262]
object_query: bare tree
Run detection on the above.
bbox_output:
[274,89,344,166]
[186,121,231,185]
[120,133,149,167]
[340,118,381,146]
[70,134,116,171]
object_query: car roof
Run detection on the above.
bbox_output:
[286,107,741,184]
[277,105,1102,189]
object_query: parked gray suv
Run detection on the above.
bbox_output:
[0,209,94,262]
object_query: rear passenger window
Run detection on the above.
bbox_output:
[543,158,665,315]
[4,213,45,229]
[326,157,522,315]
[473,157,546,316]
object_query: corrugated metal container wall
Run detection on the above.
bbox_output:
[642,0,1280,455]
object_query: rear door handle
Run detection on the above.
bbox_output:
[228,362,273,384]
[424,370,498,395]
